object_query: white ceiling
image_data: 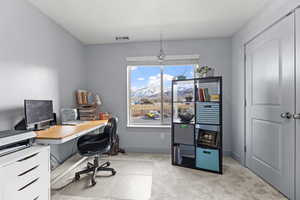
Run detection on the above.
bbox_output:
[27,0,271,45]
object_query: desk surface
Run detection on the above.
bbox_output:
[35,120,107,140]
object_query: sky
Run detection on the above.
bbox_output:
[130,65,195,91]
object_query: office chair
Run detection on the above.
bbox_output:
[75,117,117,186]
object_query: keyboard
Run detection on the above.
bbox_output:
[62,120,87,126]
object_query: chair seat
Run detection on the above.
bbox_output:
[78,134,111,156]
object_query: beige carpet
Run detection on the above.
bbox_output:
[51,153,287,200]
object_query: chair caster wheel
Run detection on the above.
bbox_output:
[112,170,116,176]
[91,179,96,186]
[107,162,110,167]
[75,174,80,181]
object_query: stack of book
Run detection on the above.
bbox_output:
[78,105,97,121]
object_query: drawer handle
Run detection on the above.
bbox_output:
[18,178,39,191]
[18,165,39,176]
[33,196,39,200]
[17,153,39,162]
[203,151,211,154]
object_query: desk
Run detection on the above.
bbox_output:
[35,120,108,184]
[35,120,108,144]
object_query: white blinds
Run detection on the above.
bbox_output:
[126,55,200,66]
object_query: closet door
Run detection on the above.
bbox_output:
[245,13,295,198]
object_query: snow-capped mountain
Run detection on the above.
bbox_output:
[131,84,193,99]
[131,85,161,98]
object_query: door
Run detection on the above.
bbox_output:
[296,8,300,200]
[245,13,295,198]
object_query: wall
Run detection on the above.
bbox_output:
[85,39,232,154]
[0,0,86,163]
[0,0,86,129]
[231,0,300,164]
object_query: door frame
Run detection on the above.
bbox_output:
[243,9,297,199]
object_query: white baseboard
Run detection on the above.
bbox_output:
[231,151,242,164]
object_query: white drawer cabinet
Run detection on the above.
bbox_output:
[0,146,50,200]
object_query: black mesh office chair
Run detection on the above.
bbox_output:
[75,117,117,186]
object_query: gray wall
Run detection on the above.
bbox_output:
[0,0,86,130]
[0,0,233,157]
[85,39,232,154]
[231,0,300,164]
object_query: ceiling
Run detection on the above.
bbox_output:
[27,0,271,45]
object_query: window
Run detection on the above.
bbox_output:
[127,64,197,127]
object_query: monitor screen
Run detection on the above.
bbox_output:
[24,100,53,125]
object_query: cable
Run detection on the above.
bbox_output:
[50,153,62,167]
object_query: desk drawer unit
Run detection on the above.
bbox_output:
[0,146,50,200]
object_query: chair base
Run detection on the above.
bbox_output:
[75,156,116,186]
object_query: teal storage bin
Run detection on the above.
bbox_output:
[196,147,220,172]
[196,102,220,124]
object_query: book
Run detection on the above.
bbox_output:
[76,90,83,104]
[204,88,210,101]
[87,92,95,105]
[198,88,204,101]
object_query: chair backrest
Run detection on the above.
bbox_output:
[103,117,118,144]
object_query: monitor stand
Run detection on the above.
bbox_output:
[34,123,50,131]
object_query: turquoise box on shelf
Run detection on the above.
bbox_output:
[196,147,220,172]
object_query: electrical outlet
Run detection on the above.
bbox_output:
[160,132,165,140]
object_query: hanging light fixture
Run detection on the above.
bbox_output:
[157,33,166,63]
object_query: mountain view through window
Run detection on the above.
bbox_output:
[128,65,195,126]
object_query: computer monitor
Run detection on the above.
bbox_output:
[24,100,53,129]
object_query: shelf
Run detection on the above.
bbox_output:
[196,144,221,150]
[174,143,195,146]
[173,156,195,168]
[173,121,195,125]
[196,123,221,126]
[171,77,222,174]
[173,101,220,103]
[172,77,222,82]
[173,101,195,103]
[194,167,222,174]
[195,101,220,103]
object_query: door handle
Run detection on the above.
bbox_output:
[293,113,300,119]
[280,112,292,119]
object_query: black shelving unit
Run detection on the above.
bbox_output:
[171,77,223,174]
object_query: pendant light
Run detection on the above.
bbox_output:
[157,33,166,63]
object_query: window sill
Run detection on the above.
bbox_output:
[127,124,171,128]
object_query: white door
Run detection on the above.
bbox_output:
[296,8,300,200]
[245,13,295,198]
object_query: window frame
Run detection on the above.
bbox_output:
[126,57,199,128]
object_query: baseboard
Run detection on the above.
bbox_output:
[124,147,232,156]
[223,150,231,157]
[231,151,242,163]
[124,147,170,154]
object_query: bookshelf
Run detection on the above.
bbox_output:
[171,77,223,174]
